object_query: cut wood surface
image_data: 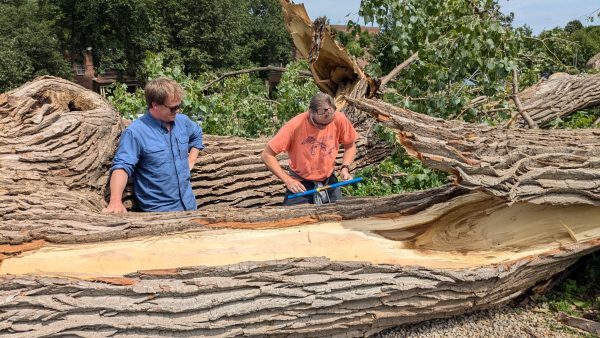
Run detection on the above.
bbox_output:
[346,96,600,205]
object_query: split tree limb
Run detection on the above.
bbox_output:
[346,96,600,205]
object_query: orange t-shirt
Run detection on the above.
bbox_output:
[267,111,358,181]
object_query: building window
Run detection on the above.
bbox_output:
[74,63,85,76]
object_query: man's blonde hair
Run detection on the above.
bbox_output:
[144,77,185,109]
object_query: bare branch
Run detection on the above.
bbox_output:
[505,69,538,129]
[201,66,312,91]
[379,52,419,89]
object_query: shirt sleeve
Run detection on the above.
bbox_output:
[267,122,294,154]
[186,117,204,151]
[111,128,140,177]
[337,113,358,145]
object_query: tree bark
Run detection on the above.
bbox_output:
[346,96,600,205]
[1,243,598,337]
[513,72,600,127]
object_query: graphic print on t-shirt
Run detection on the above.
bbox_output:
[301,135,335,156]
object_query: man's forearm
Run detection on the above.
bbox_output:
[342,142,357,166]
[188,147,200,169]
[261,150,291,183]
[109,169,128,203]
[263,154,289,182]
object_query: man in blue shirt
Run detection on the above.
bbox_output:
[103,77,204,213]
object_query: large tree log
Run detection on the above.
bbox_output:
[346,96,600,205]
[1,187,599,336]
[513,72,600,127]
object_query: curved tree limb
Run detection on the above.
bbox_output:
[346,96,600,205]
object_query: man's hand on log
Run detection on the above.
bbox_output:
[102,201,128,214]
[284,177,306,194]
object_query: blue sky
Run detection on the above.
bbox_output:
[300,0,600,34]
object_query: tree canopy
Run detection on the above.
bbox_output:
[0,0,71,92]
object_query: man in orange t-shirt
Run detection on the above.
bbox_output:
[261,92,357,205]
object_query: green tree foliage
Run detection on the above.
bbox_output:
[564,20,584,34]
[53,0,169,75]
[351,0,524,120]
[569,25,600,69]
[107,52,318,138]
[343,126,448,196]
[344,0,597,122]
[53,0,291,76]
[0,0,71,92]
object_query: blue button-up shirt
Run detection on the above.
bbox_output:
[111,112,204,212]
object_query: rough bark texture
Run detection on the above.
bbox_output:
[586,52,600,70]
[2,13,600,335]
[346,97,600,205]
[1,244,598,337]
[514,72,600,127]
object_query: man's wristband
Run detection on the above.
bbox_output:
[340,164,351,171]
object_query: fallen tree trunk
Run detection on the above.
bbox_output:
[1,185,600,336]
[347,96,600,205]
[2,7,600,334]
[2,241,598,337]
[513,72,600,127]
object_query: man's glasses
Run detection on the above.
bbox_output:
[314,107,334,116]
[164,103,181,113]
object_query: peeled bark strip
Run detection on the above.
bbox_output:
[346,96,600,205]
[515,72,600,127]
